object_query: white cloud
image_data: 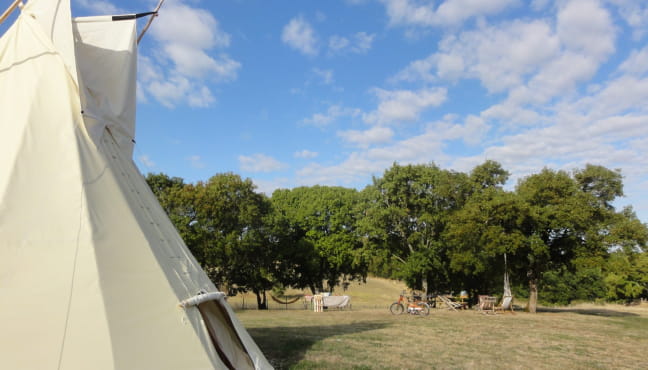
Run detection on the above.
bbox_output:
[434,0,519,26]
[139,1,240,108]
[363,87,447,124]
[282,16,319,56]
[313,68,334,85]
[186,155,205,169]
[481,101,543,126]
[153,4,231,50]
[296,153,386,187]
[138,154,155,168]
[337,126,394,148]
[296,127,449,186]
[296,114,490,186]
[239,154,288,173]
[393,2,616,115]
[469,72,648,193]
[393,19,560,91]
[427,115,491,146]
[143,71,215,108]
[252,178,292,196]
[531,0,550,11]
[380,0,519,28]
[328,32,375,54]
[392,54,438,83]
[565,75,648,122]
[151,2,237,79]
[294,150,319,159]
[74,0,119,14]
[301,105,361,126]
[329,35,350,52]
[557,0,615,60]
[449,20,559,93]
[186,86,216,108]
[136,81,148,104]
[513,51,599,105]
[619,46,648,76]
[161,44,239,81]
[609,0,648,40]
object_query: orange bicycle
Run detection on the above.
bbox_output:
[390,290,430,316]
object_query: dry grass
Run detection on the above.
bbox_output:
[231,278,648,369]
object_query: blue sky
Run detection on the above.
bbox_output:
[3,0,648,223]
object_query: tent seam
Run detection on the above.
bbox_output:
[56,182,86,370]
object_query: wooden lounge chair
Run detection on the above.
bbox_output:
[438,295,464,311]
[477,295,496,314]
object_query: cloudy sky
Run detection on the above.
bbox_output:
[3,0,648,222]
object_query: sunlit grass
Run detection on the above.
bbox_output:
[232,278,648,369]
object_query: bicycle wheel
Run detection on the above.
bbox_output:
[390,302,404,315]
[417,302,430,316]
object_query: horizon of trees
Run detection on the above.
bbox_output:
[145,161,648,312]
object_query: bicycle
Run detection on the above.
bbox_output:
[389,290,430,316]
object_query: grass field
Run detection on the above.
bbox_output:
[230,278,648,369]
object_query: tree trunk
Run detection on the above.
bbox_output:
[255,289,268,310]
[527,277,538,313]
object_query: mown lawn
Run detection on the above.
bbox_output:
[231,278,648,369]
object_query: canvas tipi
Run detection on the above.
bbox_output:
[0,0,271,368]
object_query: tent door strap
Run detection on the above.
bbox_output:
[179,291,226,308]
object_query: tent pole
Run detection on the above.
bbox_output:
[137,0,165,44]
[0,0,22,25]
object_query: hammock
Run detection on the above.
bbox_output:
[503,253,512,298]
[498,253,514,313]
[270,294,302,305]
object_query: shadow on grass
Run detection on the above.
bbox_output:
[246,322,389,369]
[538,307,640,317]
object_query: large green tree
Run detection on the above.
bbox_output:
[601,206,648,301]
[514,168,597,312]
[360,163,471,294]
[445,191,531,297]
[512,165,648,312]
[146,163,648,309]
[147,172,276,309]
[443,161,528,298]
[271,186,368,293]
[145,173,186,220]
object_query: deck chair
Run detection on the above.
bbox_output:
[477,295,496,314]
[494,295,515,314]
[438,295,464,311]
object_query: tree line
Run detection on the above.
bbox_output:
[145,161,648,312]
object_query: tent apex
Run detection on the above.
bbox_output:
[137,0,165,44]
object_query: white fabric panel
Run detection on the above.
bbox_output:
[323,295,351,308]
[73,16,137,157]
[216,295,275,369]
[0,1,272,368]
[199,300,256,369]
[78,130,220,369]
[23,0,78,84]
[0,12,112,369]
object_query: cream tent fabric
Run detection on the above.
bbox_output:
[0,1,271,369]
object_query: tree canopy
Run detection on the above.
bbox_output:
[146,162,648,311]
[271,185,368,293]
